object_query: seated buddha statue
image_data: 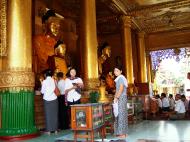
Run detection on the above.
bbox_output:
[98,42,115,93]
[98,42,111,77]
[48,40,68,78]
[33,9,62,73]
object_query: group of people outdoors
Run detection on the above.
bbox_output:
[40,67,83,135]
[154,93,190,120]
[39,65,129,139]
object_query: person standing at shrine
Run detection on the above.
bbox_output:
[64,68,83,127]
[65,67,84,105]
[41,69,58,135]
[57,72,69,130]
[113,65,128,139]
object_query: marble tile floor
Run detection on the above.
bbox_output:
[7,120,190,142]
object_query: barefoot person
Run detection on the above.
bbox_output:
[41,69,58,134]
[113,65,128,138]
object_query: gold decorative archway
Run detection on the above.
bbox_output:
[0,0,7,56]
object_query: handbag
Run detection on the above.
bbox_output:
[112,101,119,117]
[54,87,60,96]
[54,80,60,96]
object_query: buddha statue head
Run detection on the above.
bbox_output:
[101,42,111,58]
[42,10,61,37]
[54,40,66,57]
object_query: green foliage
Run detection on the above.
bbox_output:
[89,91,99,103]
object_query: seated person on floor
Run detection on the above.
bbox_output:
[161,93,170,112]
[181,94,189,113]
[169,94,175,111]
[155,94,162,113]
[169,94,186,120]
[150,96,159,115]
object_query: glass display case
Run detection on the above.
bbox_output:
[71,103,105,142]
[103,103,114,134]
[71,103,104,130]
[127,100,134,116]
[103,103,113,122]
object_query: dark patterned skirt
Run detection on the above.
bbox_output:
[44,99,58,132]
[114,94,128,135]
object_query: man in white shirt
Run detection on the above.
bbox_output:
[169,94,186,120]
[155,95,162,113]
[161,93,170,112]
[169,94,175,111]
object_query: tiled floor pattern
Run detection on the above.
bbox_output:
[9,120,190,142]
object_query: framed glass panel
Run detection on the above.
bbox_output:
[76,109,87,127]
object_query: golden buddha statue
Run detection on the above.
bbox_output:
[50,40,67,78]
[98,42,113,103]
[98,42,111,76]
[54,40,66,57]
[98,80,109,103]
[33,9,62,73]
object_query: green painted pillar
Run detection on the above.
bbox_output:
[0,90,37,136]
[0,0,38,139]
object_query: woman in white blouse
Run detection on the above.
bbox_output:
[65,68,84,105]
[41,69,58,135]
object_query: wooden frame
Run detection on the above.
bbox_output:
[71,103,105,142]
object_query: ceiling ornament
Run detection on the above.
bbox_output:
[101,0,190,33]
[150,48,189,70]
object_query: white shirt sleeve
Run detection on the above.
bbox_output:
[77,78,83,84]
[40,77,57,101]
[175,101,180,112]
[58,80,65,95]
[41,80,46,94]
[65,78,81,102]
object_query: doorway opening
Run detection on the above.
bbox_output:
[150,47,190,98]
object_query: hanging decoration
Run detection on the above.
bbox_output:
[150,48,188,70]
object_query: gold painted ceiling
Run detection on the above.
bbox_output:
[41,0,190,34]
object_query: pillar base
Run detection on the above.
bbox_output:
[0,127,38,136]
[0,132,40,141]
[0,89,38,138]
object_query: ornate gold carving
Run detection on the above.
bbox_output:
[83,78,100,90]
[103,0,190,33]
[7,67,32,72]
[145,51,151,57]
[0,87,34,92]
[120,15,132,28]
[0,0,7,56]
[129,1,190,33]
[0,71,35,89]
[128,1,190,15]
[138,32,145,38]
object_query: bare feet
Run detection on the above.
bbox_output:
[44,131,51,135]
[117,134,128,139]
[55,131,58,135]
